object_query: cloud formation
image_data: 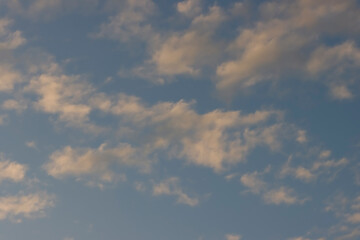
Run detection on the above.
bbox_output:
[153,177,199,206]
[0,192,54,222]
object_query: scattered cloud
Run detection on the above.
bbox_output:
[153,177,199,206]
[0,192,55,222]
[177,0,202,17]
[225,234,242,240]
[241,167,306,205]
[95,0,156,42]
[44,143,148,184]
[0,156,27,183]
[215,0,360,99]
[0,18,26,50]
[280,153,348,183]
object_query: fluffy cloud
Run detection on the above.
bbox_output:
[44,93,296,184]
[24,62,104,132]
[177,0,202,17]
[280,153,348,183]
[106,95,287,171]
[240,171,266,194]
[2,99,27,112]
[96,0,155,42]
[153,177,199,206]
[0,18,25,50]
[44,143,148,183]
[0,157,27,183]
[0,64,22,93]
[216,0,360,98]
[263,187,304,205]
[225,234,242,240]
[0,192,54,222]
[241,168,306,205]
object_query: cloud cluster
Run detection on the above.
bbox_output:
[0,154,54,222]
[216,0,360,98]
[280,152,348,183]
[240,168,307,205]
[95,0,360,99]
[43,93,293,185]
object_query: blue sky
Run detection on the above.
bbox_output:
[0,0,359,239]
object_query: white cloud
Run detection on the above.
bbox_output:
[0,157,27,183]
[263,187,305,205]
[0,192,55,222]
[240,171,266,194]
[0,0,99,19]
[151,30,218,76]
[24,62,104,132]
[177,0,202,17]
[0,64,22,92]
[280,154,348,183]
[241,168,305,205]
[296,130,307,143]
[347,213,360,224]
[2,99,27,112]
[96,0,155,42]
[225,234,242,240]
[319,150,331,159]
[307,41,360,75]
[288,238,310,240]
[44,143,149,183]
[106,95,286,171]
[153,177,199,206]
[0,18,26,50]
[215,0,360,99]
[25,141,37,149]
[330,85,353,100]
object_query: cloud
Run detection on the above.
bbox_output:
[296,130,307,143]
[0,115,6,125]
[330,85,353,100]
[44,91,299,185]
[106,95,286,171]
[44,143,149,183]
[215,0,360,99]
[2,99,27,112]
[95,0,155,42]
[25,141,37,149]
[225,234,242,240]
[0,156,27,183]
[152,177,199,206]
[0,64,22,92]
[151,29,219,76]
[0,0,99,19]
[0,18,26,50]
[177,0,202,17]
[347,213,360,224]
[240,171,266,194]
[241,168,306,205]
[280,153,348,183]
[24,62,104,132]
[287,238,310,240]
[263,187,305,205]
[0,192,55,222]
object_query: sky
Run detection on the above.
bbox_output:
[0,0,359,239]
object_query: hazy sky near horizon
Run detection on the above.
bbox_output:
[0,0,360,239]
